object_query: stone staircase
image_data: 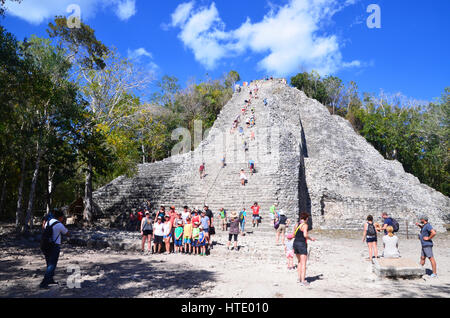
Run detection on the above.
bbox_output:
[94,79,297,224]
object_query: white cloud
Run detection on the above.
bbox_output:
[127,47,159,75]
[4,0,136,24]
[127,48,152,60]
[171,1,194,27]
[115,0,136,21]
[170,0,362,76]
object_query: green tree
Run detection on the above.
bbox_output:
[0,0,21,17]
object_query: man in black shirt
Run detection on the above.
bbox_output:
[204,205,215,248]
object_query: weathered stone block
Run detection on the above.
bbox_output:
[373,258,425,278]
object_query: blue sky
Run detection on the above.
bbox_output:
[2,0,449,103]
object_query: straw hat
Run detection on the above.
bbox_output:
[230,211,238,218]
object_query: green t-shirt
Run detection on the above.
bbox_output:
[192,227,200,240]
[270,205,275,214]
[220,210,226,219]
[175,226,184,240]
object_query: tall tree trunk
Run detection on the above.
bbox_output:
[83,160,93,223]
[15,157,26,229]
[46,165,55,214]
[141,144,146,164]
[0,179,6,216]
[24,141,43,232]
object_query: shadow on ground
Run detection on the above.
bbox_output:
[0,250,217,298]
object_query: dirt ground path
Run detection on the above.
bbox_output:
[1,226,449,298]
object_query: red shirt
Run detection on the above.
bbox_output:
[192,214,201,224]
[137,211,144,221]
[251,205,260,215]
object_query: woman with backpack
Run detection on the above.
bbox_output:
[362,215,379,261]
[227,211,240,251]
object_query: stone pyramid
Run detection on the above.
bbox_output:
[93,79,449,232]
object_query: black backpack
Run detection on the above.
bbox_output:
[40,220,60,254]
[367,222,376,236]
[391,218,400,233]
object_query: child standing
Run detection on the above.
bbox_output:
[174,221,184,253]
[192,222,200,255]
[198,226,206,256]
[285,234,295,270]
[183,217,193,254]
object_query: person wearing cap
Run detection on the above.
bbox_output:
[200,211,210,245]
[163,215,173,254]
[416,215,437,277]
[152,216,165,254]
[198,226,207,256]
[192,222,201,255]
[227,211,240,251]
[174,221,184,254]
[174,211,183,227]
[276,210,289,245]
[141,212,153,253]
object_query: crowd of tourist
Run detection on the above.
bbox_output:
[136,204,216,256]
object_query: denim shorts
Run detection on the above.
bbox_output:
[175,239,183,246]
[421,246,433,258]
